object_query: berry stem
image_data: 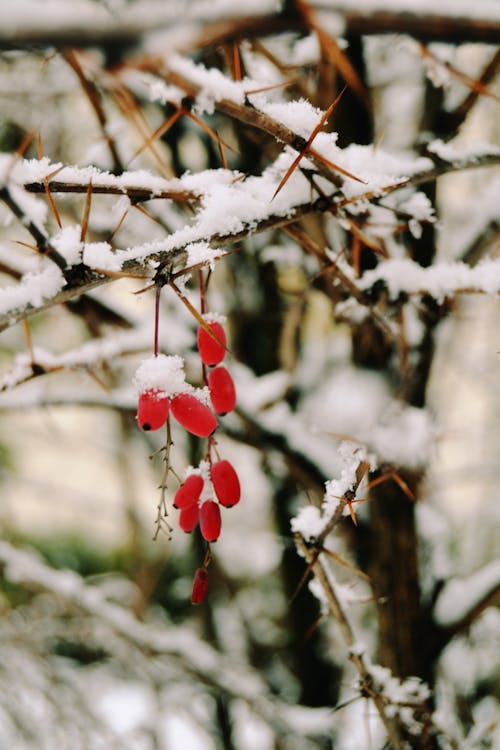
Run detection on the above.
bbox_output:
[153,416,175,541]
[154,282,161,357]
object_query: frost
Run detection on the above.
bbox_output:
[185,240,218,269]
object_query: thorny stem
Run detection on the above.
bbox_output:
[0,186,68,273]
[295,534,404,750]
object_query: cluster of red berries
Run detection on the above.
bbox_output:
[175,456,240,604]
[135,315,239,604]
[136,318,236,437]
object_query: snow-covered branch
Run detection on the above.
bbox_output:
[0,540,336,740]
[434,560,500,636]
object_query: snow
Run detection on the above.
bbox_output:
[428,138,500,163]
[132,353,187,396]
[51,224,82,266]
[312,0,500,22]
[0,263,65,315]
[357,258,500,300]
[434,559,500,628]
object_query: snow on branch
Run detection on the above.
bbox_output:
[0,540,336,739]
[0,0,281,49]
[1,138,498,335]
[434,559,500,633]
[311,0,500,44]
[356,258,500,300]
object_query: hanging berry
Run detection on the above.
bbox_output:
[197,321,226,366]
[199,500,222,542]
[171,392,217,437]
[211,460,241,507]
[173,474,204,509]
[191,567,209,604]
[208,366,236,415]
[137,389,170,431]
[179,502,199,533]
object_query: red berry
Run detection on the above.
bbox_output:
[191,567,209,604]
[179,503,199,533]
[197,322,226,366]
[199,500,221,542]
[137,389,169,431]
[173,474,204,509]
[208,366,236,415]
[211,460,241,507]
[171,393,217,437]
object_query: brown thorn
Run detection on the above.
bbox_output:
[233,41,242,81]
[22,319,35,364]
[128,107,183,164]
[108,209,128,242]
[303,613,326,642]
[80,180,93,243]
[38,134,62,229]
[132,202,164,227]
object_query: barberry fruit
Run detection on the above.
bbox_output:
[211,460,241,507]
[199,500,221,542]
[179,502,199,533]
[208,366,236,415]
[191,567,209,604]
[137,389,169,431]
[173,474,204,509]
[197,322,226,366]
[171,392,217,437]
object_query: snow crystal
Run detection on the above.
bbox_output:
[83,241,121,272]
[51,224,82,267]
[168,56,248,114]
[185,241,217,269]
[133,354,187,396]
[255,98,326,139]
[291,505,324,540]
